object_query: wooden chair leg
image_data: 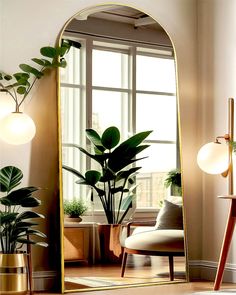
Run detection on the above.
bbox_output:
[121,251,128,277]
[168,255,174,281]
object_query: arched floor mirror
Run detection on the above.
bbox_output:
[58,4,188,293]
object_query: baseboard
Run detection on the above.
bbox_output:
[32,270,58,291]
[189,260,236,283]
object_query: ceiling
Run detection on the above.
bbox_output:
[89,6,163,31]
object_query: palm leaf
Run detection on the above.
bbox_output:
[0,166,23,192]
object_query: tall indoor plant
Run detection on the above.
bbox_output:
[63,126,152,225]
[63,126,151,262]
[0,165,47,294]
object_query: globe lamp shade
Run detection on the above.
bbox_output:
[0,112,36,145]
[197,142,229,174]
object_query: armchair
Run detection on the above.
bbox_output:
[120,200,185,281]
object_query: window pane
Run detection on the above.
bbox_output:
[93,49,128,88]
[136,94,177,141]
[60,87,85,201]
[60,46,81,85]
[136,55,176,93]
[60,87,82,143]
[136,143,177,208]
[92,90,129,139]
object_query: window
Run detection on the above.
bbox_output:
[60,35,178,211]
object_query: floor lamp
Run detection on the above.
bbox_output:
[197,97,234,291]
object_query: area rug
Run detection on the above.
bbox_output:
[65,276,174,288]
[65,276,124,288]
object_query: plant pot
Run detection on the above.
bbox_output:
[171,185,182,196]
[0,253,28,295]
[98,224,122,264]
[64,216,82,223]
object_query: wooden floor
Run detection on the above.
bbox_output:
[35,257,236,294]
[64,256,186,290]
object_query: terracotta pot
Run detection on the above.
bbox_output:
[64,216,82,223]
[0,253,28,295]
[98,224,122,264]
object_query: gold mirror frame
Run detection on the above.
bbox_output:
[57,3,188,293]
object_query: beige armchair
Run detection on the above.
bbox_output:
[120,199,185,281]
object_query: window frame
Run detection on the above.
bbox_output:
[60,32,178,214]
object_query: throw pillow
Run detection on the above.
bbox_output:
[155,199,183,230]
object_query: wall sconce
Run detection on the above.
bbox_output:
[0,92,36,145]
[197,98,234,291]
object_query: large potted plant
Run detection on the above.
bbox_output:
[63,126,151,262]
[0,166,47,294]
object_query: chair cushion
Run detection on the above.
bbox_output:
[155,200,183,230]
[124,229,184,252]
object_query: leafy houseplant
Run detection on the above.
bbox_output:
[63,126,152,224]
[64,199,87,219]
[0,39,81,112]
[0,166,47,253]
[164,169,182,196]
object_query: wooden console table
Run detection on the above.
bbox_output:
[214,195,236,290]
[64,222,100,264]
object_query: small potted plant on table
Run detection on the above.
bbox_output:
[64,199,87,222]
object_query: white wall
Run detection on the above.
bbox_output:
[198,0,236,282]
[0,0,200,289]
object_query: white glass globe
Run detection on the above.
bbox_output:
[0,112,36,145]
[197,142,229,174]
[0,92,15,119]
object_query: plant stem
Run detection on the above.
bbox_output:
[116,178,127,224]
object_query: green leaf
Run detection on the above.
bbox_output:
[41,59,51,66]
[120,195,133,211]
[18,229,47,238]
[85,170,101,186]
[4,74,12,81]
[78,146,108,165]
[32,58,46,66]
[0,166,23,192]
[6,187,40,206]
[17,86,26,94]
[40,46,57,58]
[19,64,44,78]
[120,131,152,149]
[16,211,44,221]
[116,167,141,181]
[15,237,48,248]
[20,197,41,207]
[0,212,18,224]
[51,58,67,68]
[62,165,86,180]
[101,126,120,149]
[86,129,105,152]
[56,46,68,57]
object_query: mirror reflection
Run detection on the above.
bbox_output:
[59,5,187,292]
